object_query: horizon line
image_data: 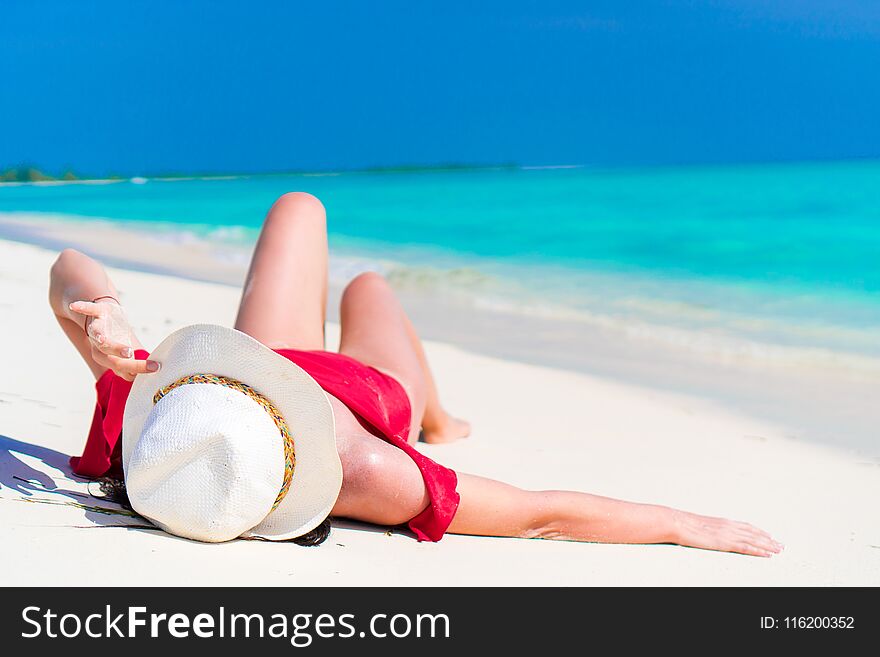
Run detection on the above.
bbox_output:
[3,154,880,184]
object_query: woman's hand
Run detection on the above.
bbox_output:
[69,299,160,381]
[670,509,783,557]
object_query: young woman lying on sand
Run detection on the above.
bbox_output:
[49,191,782,556]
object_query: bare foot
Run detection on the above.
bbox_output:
[422,415,471,444]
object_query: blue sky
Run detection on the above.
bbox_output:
[2,1,879,175]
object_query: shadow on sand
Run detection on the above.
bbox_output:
[0,434,414,543]
[0,433,157,531]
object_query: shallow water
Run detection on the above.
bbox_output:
[2,161,879,370]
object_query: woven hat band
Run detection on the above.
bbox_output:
[152,373,296,511]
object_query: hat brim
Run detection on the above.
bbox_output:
[123,324,342,541]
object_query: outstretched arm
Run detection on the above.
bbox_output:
[448,473,782,557]
[49,248,157,380]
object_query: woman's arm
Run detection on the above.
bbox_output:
[447,473,782,557]
[49,248,158,380]
[332,434,781,557]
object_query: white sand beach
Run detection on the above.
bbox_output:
[1,238,878,586]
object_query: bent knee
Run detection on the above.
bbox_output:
[266,192,326,226]
[272,192,325,216]
[341,271,391,301]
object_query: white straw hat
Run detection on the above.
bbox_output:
[122,324,342,543]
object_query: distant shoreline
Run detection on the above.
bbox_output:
[0,162,532,186]
[3,154,879,186]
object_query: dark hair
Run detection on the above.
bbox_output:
[290,518,332,546]
[95,476,330,546]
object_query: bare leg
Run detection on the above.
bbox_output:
[234,192,328,349]
[337,273,426,443]
[337,272,469,444]
[401,315,470,443]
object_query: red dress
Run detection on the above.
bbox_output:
[71,349,459,542]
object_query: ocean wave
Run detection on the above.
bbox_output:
[3,210,878,377]
[470,293,880,376]
[336,255,880,375]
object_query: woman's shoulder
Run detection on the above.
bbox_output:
[326,394,373,437]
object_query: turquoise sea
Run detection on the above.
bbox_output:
[1,160,879,369]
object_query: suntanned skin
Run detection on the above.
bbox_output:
[49,192,783,557]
